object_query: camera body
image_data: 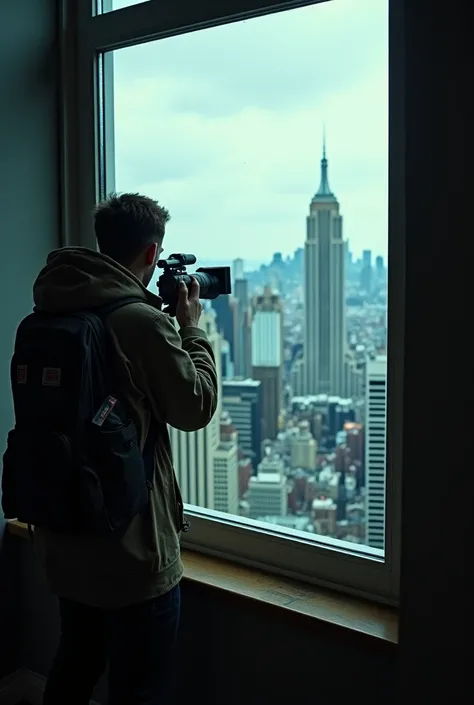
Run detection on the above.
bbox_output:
[157,253,231,315]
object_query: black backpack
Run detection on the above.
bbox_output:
[1,297,155,535]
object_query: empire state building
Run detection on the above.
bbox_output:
[303,141,346,396]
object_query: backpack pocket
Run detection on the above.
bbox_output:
[83,416,148,533]
[2,427,78,531]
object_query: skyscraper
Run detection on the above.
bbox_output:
[213,412,239,515]
[233,277,252,378]
[374,254,386,291]
[365,356,387,549]
[304,139,346,396]
[360,249,373,294]
[169,309,221,509]
[251,286,283,442]
[211,294,236,362]
[222,379,262,465]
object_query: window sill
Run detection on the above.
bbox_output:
[6,520,398,644]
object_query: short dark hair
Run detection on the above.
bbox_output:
[93,192,171,266]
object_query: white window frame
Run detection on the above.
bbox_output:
[62,0,404,604]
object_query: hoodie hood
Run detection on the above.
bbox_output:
[33,247,162,313]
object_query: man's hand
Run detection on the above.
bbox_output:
[175,277,203,329]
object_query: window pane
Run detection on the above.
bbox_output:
[102,0,388,553]
[99,0,149,13]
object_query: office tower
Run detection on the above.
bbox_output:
[293,247,304,281]
[291,358,305,397]
[360,249,373,294]
[335,399,355,432]
[374,254,387,290]
[233,258,244,283]
[346,240,353,268]
[247,453,287,519]
[362,249,372,269]
[211,294,236,362]
[345,421,365,488]
[343,352,365,400]
[169,309,221,509]
[213,412,239,515]
[304,139,346,396]
[344,422,364,463]
[365,356,387,549]
[222,379,262,465]
[238,456,253,499]
[233,277,252,377]
[221,339,234,380]
[290,420,317,471]
[327,396,354,437]
[251,286,283,441]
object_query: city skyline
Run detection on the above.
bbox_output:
[168,141,387,547]
[112,0,388,549]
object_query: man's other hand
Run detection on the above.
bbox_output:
[175,278,203,329]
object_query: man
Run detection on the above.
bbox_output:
[33,193,218,705]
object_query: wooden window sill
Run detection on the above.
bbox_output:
[6,520,398,644]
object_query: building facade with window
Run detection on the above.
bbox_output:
[365,356,387,549]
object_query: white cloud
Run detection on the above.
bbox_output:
[111,0,388,261]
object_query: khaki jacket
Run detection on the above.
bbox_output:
[32,247,217,607]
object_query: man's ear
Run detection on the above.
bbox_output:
[145,242,157,266]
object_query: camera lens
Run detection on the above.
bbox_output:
[193,272,220,299]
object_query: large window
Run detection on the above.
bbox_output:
[70,0,402,603]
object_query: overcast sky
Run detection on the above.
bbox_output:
[112,0,388,265]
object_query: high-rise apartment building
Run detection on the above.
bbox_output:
[251,286,283,442]
[222,379,262,465]
[304,141,346,396]
[365,356,387,549]
[169,309,221,509]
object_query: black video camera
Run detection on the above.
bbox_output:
[157,254,231,316]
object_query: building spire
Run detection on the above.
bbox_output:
[316,128,333,197]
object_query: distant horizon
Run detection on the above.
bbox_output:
[161,248,387,274]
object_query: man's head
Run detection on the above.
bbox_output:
[93,192,170,287]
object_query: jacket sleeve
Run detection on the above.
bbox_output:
[138,313,218,432]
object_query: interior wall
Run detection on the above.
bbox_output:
[0,0,60,678]
[398,0,470,699]
[17,536,396,705]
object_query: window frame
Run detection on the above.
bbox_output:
[63,0,404,604]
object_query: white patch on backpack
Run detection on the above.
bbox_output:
[92,396,118,426]
[42,367,61,386]
[17,365,27,384]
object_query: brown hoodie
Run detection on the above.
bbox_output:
[32,247,218,608]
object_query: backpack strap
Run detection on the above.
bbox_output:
[142,420,158,488]
[95,296,157,488]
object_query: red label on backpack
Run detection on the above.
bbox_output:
[17,365,27,384]
[42,367,61,386]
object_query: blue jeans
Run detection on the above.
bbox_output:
[43,584,180,705]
